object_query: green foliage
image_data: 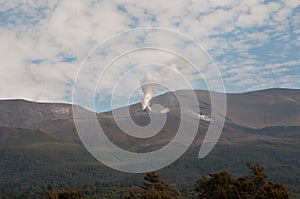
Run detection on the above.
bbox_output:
[195,163,289,199]
[196,170,239,198]
[123,172,183,199]
[123,188,139,199]
[0,163,291,199]
[1,141,300,195]
[46,189,84,199]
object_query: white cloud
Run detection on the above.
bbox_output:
[0,0,299,110]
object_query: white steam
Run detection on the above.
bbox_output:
[197,113,212,121]
[141,74,159,111]
[188,109,212,122]
[160,107,170,113]
[141,92,153,110]
[140,56,188,111]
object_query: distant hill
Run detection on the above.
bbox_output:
[0,99,72,128]
[0,88,299,194]
[1,88,299,130]
[225,88,300,128]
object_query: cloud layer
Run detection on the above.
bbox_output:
[0,0,299,111]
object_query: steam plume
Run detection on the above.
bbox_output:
[188,109,212,121]
[160,107,170,113]
[140,56,183,111]
[197,113,212,121]
[141,75,159,111]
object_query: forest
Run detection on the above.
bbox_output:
[0,163,292,199]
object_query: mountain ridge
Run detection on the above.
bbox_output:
[0,88,299,192]
[0,88,299,129]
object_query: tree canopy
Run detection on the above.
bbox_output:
[195,163,289,199]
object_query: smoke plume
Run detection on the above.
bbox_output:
[197,113,212,121]
[141,75,159,110]
[140,56,184,111]
[187,109,212,121]
[160,107,170,113]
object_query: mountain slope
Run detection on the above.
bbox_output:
[225,88,300,128]
[0,99,72,128]
[102,88,300,129]
[0,88,299,193]
[1,88,299,130]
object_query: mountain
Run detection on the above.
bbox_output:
[1,88,299,130]
[226,88,300,128]
[0,126,57,148]
[0,88,299,194]
[0,99,72,128]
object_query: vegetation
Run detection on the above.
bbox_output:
[46,189,84,199]
[0,163,291,199]
[195,163,289,199]
[1,142,299,198]
[121,163,289,199]
[123,171,183,199]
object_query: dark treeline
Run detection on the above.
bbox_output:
[0,163,291,199]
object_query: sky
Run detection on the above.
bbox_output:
[0,0,299,112]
